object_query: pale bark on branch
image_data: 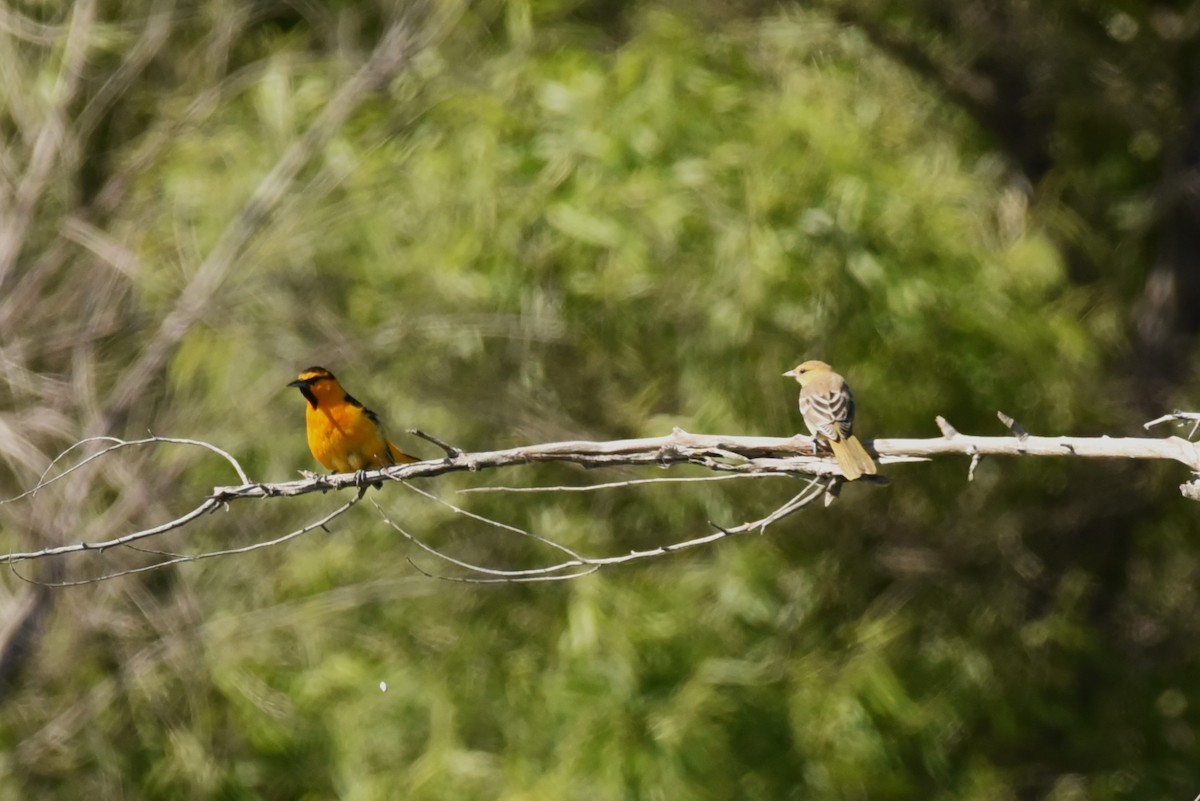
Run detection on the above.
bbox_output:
[1,416,1198,580]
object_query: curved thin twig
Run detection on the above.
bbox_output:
[1,498,220,563]
[11,495,360,586]
[407,557,599,584]
[389,475,826,583]
[1145,411,1200,440]
[395,481,589,562]
[2,434,249,505]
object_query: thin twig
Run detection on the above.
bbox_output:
[395,481,588,563]
[936,416,959,438]
[2,498,221,563]
[1145,411,1200,440]
[381,510,583,579]
[409,429,462,457]
[389,476,825,583]
[12,495,360,587]
[997,411,1029,441]
[459,473,787,494]
[967,451,981,481]
[2,434,250,505]
[406,557,599,584]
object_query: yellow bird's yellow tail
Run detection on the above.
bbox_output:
[387,441,419,465]
[828,435,877,481]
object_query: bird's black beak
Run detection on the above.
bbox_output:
[288,379,318,408]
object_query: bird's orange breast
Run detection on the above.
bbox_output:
[305,402,392,472]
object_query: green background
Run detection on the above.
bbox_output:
[1,1,1197,798]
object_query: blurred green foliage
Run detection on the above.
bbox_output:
[0,1,1197,800]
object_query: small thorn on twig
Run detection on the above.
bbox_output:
[1143,413,1174,431]
[936,416,959,438]
[1148,411,1200,440]
[707,520,733,536]
[823,477,841,507]
[409,429,462,458]
[967,451,981,482]
[997,411,1029,441]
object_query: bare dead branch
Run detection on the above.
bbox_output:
[199,425,1197,507]
[2,416,1197,579]
[877,426,1200,469]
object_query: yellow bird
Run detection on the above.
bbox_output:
[288,367,417,484]
[783,360,877,480]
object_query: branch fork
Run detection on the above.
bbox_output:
[3,411,1198,584]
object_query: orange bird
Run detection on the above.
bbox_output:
[783,360,877,480]
[288,366,417,483]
